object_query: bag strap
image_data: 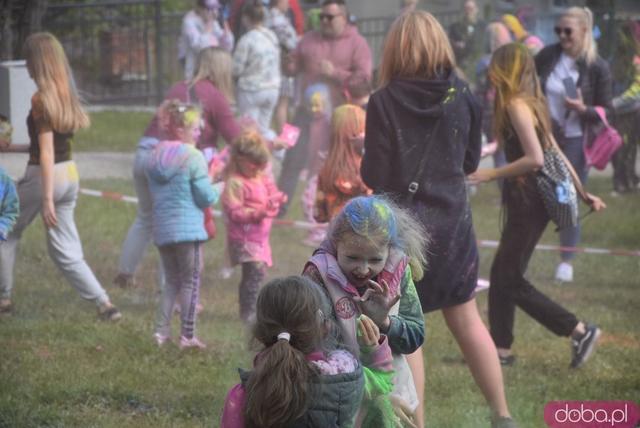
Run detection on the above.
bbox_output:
[406,112,442,200]
[593,106,610,127]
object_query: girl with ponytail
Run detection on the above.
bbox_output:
[221,275,394,427]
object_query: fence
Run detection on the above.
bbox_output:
[43,0,182,105]
[41,2,464,105]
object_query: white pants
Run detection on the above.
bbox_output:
[236,88,279,133]
[0,161,109,305]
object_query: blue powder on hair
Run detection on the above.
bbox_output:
[343,196,398,246]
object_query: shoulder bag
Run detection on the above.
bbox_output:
[536,132,592,230]
[584,106,622,170]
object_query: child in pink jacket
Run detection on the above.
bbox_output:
[222,130,286,323]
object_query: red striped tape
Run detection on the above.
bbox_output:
[78,188,640,257]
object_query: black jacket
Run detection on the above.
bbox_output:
[362,73,482,312]
[535,43,613,139]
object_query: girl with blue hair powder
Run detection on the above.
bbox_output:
[303,195,428,427]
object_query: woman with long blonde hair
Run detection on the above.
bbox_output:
[0,33,122,320]
[468,42,606,370]
[362,11,515,427]
[114,46,242,289]
[535,6,612,283]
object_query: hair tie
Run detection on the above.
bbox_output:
[277,332,291,342]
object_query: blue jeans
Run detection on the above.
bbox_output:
[117,139,165,288]
[557,136,588,262]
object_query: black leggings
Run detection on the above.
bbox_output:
[489,180,579,349]
[239,261,266,322]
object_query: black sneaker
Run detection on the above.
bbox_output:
[491,415,518,428]
[499,354,516,367]
[570,324,601,368]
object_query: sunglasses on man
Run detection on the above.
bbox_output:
[320,13,343,22]
[554,27,573,37]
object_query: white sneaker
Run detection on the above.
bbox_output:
[219,267,234,280]
[179,336,207,350]
[555,262,574,283]
[153,333,170,347]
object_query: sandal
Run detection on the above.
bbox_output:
[98,305,122,322]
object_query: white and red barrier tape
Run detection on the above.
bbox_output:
[79,188,640,258]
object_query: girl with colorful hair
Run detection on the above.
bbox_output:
[314,104,370,223]
[221,275,395,428]
[146,100,221,349]
[115,47,241,290]
[468,43,606,369]
[0,33,122,321]
[298,83,332,246]
[303,195,428,427]
[222,130,287,323]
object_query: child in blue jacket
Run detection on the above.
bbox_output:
[0,166,19,313]
[146,100,221,349]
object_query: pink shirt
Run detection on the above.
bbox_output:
[291,25,372,106]
[144,80,241,150]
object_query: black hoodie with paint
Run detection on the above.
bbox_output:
[362,72,483,312]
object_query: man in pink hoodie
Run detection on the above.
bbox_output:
[277,0,372,216]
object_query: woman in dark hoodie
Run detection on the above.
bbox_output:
[361,10,516,428]
[535,7,612,283]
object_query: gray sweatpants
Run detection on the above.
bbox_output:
[0,161,110,305]
[156,241,203,339]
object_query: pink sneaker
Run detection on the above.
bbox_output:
[179,336,206,350]
[153,333,170,347]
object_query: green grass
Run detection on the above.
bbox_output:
[74,111,153,152]
[0,177,638,427]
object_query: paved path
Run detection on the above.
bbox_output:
[0,152,134,180]
[0,150,629,182]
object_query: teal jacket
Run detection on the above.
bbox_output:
[0,168,18,240]
[146,141,219,246]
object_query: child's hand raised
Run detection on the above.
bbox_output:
[353,279,400,331]
[356,314,380,349]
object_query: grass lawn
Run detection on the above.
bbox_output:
[0,176,638,427]
[74,111,154,152]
